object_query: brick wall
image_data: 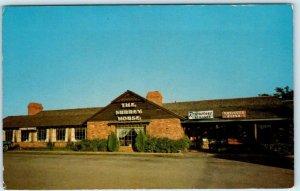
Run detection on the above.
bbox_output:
[14,142,67,148]
[87,121,115,140]
[147,118,184,140]
[54,142,67,147]
[15,142,47,148]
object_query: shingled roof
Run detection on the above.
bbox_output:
[163,96,293,120]
[3,96,293,129]
[3,107,102,128]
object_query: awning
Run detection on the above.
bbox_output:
[182,118,290,123]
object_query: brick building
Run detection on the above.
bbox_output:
[2,90,293,151]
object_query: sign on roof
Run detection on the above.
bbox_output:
[222,111,246,119]
[188,110,214,119]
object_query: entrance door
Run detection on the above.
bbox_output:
[116,124,145,147]
[122,129,137,147]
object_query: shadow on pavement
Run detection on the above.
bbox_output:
[212,153,294,170]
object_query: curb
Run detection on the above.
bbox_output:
[5,150,184,157]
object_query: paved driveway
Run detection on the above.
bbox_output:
[3,152,294,189]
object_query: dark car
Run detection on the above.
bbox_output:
[3,141,13,152]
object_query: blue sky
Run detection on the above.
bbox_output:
[2,5,293,117]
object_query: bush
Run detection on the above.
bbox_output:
[144,137,158,152]
[178,136,191,152]
[66,142,76,150]
[135,131,147,152]
[97,139,108,152]
[47,142,54,150]
[71,139,108,152]
[108,132,120,152]
[144,136,190,153]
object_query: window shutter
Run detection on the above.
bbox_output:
[12,130,15,142]
[46,129,49,142]
[65,128,68,142]
[29,132,32,142]
[52,129,56,142]
[71,128,75,142]
[17,130,21,142]
[33,131,37,142]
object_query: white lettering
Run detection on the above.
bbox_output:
[188,111,214,119]
[121,102,137,108]
[117,115,141,121]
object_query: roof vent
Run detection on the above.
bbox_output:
[146,91,163,106]
[28,103,43,115]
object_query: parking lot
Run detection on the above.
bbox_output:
[3,152,294,189]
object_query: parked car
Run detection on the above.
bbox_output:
[3,141,13,152]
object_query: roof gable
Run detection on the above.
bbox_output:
[89,90,184,121]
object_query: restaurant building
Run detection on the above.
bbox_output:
[2,90,293,151]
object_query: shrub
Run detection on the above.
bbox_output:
[73,139,108,152]
[47,142,54,150]
[178,136,191,152]
[108,132,120,152]
[135,131,147,152]
[144,136,191,153]
[66,142,76,151]
[97,139,108,152]
[144,137,157,152]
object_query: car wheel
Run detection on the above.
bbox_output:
[3,145,9,152]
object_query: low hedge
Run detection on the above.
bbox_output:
[66,134,190,153]
[68,139,108,152]
[140,135,190,153]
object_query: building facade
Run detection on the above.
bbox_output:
[3,90,293,152]
[3,91,185,150]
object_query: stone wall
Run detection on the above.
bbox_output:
[87,121,115,140]
[147,118,184,140]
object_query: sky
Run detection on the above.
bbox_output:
[2,4,293,117]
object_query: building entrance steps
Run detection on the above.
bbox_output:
[119,146,134,152]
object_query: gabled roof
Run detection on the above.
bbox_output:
[3,94,293,129]
[163,96,293,120]
[3,107,102,128]
[88,90,185,121]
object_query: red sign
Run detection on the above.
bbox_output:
[222,111,246,119]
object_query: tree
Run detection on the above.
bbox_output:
[258,86,293,100]
[274,86,293,100]
[108,132,120,152]
[135,131,147,152]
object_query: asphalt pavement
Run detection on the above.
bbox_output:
[3,151,294,189]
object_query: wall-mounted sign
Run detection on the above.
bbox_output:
[188,110,214,119]
[116,103,142,121]
[20,127,36,131]
[222,111,246,119]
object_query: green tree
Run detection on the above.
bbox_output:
[135,131,147,152]
[274,86,293,100]
[258,86,293,100]
[108,132,120,152]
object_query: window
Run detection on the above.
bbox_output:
[21,131,29,142]
[37,129,47,141]
[56,128,65,141]
[5,130,13,142]
[75,128,86,140]
[116,124,145,146]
